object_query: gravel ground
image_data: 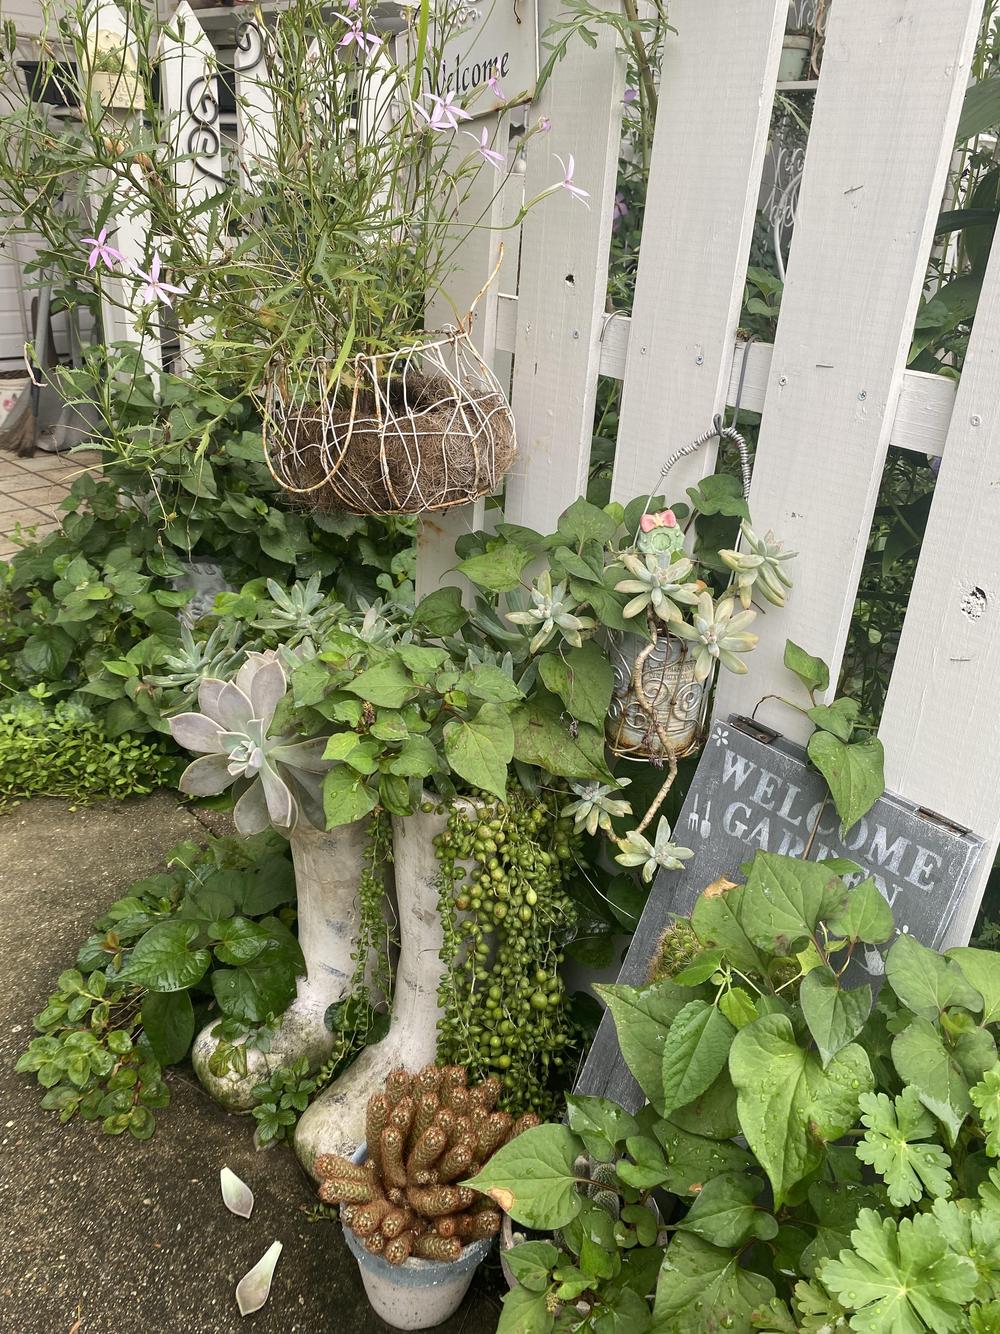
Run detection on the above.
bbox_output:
[0,794,500,1334]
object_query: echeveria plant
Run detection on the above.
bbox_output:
[169,653,331,834]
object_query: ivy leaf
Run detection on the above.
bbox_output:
[456,666,523,705]
[496,1288,554,1334]
[690,878,767,976]
[411,586,469,636]
[949,949,1000,1025]
[443,703,513,800]
[557,497,619,546]
[828,879,894,945]
[892,1016,975,1145]
[653,1233,774,1332]
[117,921,212,992]
[661,1001,735,1115]
[385,735,440,779]
[856,1088,953,1206]
[677,1171,776,1248]
[457,543,532,592]
[502,1240,559,1294]
[729,1014,873,1207]
[971,1067,1000,1156]
[806,732,885,834]
[343,657,416,709]
[806,697,860,742]
[618,1134,670,1189]
[685,473,750,520]
[819,1208,977,1332]
[564,1094,638,1162]
[537,642,613,728]
[141,990,194,1067]
[886,934,983,1019]
[653,1124,755,1196]
[511,693,611,782]
[597,979,697,1110]
[783,640,830,694]
[322,766,378,828]
[800,965,873,1067]
[464,1125,583,1229]
[739,853,848,954]
[668,1067,742,1141]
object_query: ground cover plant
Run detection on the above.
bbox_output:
[476,854,1000,1333]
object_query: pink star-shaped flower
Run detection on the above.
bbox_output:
[486,73,504,98]
[464,124,505,169]
[336,16,381,54]
[414,90,471,131]
[136,253,185,307]
[554,154,589,208]
[81,226,127,272]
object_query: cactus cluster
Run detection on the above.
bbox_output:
[315,1064,540,1265]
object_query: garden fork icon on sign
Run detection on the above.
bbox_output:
[688,796,712,840]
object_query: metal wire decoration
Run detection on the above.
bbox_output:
[262,258,516,517]
[606,413,752,773]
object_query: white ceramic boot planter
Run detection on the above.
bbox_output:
[193,818,370,1112]
[295,798,461,1173]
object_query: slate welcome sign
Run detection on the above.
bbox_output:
[575,715,986,1110]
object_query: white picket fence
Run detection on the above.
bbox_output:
[38,0,1000,940]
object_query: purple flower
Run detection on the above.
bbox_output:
[464,124,506,169]
[623,87,639,106]
[136,253,185,307]
[81,226,127,272]
[414,90,471,131]
[486,73,504,98]
[336,16,381,54]
[554,153,589,208]
[612,190,628,232]
[539,116,551,133]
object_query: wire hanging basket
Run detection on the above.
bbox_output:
[262,261,516,517]
[605,416,753,766]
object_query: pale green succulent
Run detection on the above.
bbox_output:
[671,592,758,682]
[253,573,346,647]
[562,778,633,836]
[169,652,332,834]
[615,553,702,624]
[615,817,694,883]
[719,523,796,609]
[145,622,246,708]
[505,571,595,652]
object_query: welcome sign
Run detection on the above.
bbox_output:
[404,0,540,117]
[576,715,986,1110]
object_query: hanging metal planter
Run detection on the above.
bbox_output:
[605,416,752,766]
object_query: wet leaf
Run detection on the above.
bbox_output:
[236,1240,281,1316]
[221,1166,254,1219]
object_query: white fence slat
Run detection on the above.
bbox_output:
[879,226,1000,944]
[416,115,507,599]
[79,0,162,380]
[609,0,786,506]
[715,0,984,735]
[501,0,625,531]
[159,1,224,369]
[234,17,277,189]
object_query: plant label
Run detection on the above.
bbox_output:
[577,715,986,1110]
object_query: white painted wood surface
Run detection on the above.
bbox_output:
[716,0,984,736]
[159,1,224,369]
[234,15,277,189]
[501,0,625,531]
[415,114,507,599]
[880,220,1000,945]
[79,0,161,377]
[609,0,786,507]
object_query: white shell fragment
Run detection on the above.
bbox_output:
[220,1167,255,1219]
[236,1241,282,1317]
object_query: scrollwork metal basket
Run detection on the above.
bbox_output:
[605,417,752,765]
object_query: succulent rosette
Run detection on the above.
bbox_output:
[670,592,759,682]
[169,652,331,834]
